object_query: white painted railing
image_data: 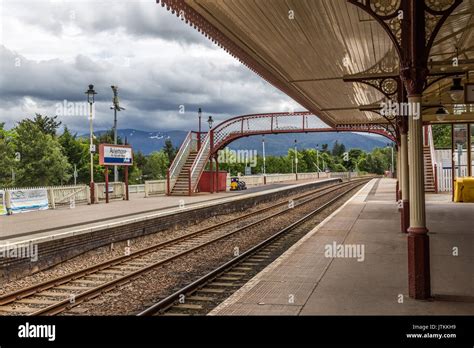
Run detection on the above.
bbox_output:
[129,184,145,194]
[167,131,198,194]
[236,172,358,188]
[96,182,126,201]
[437,166,469,192]
[190,134,211,193]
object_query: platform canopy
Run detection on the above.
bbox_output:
[159,0,474,126]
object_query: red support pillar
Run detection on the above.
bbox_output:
[90,182,95,205]
[124,166,129,201]
[209,159,214,194]
[105,166,109,204]
[215,155,219,193]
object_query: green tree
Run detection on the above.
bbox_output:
[13,121,71,186]
[0,123,16,187]
[332,141,346,158]
[432,124,451,149]
[143,151,169,179]
[59,127,88,183]
[163,139,178,164]
[97,129,123,145]
[24,114,62,136]
[347,148,365,171]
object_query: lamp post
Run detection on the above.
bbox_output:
[294,139,298,180]
[85,84,97,204]
[198,108,202,150]
[110,86,125,183]
[387,143,394,178]
[207,115,214,130]
[207,116,214,192]
[262,135,266,175]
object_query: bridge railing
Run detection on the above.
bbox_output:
[167,131,198,194]
[210,112,395,153]
[189,133,211,194]
[211,112,327,151]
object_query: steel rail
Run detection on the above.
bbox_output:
[26,180,365,315]
[137,179,370,316]
[0,179,349,307]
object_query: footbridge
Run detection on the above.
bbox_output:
[166,111,395,196]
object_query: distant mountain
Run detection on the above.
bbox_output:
[87,129,390,155]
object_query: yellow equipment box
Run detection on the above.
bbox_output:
[454,178,464,203]
[461,177,474,203]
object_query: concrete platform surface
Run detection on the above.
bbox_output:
[210,179,474,315]
[0,178,335,245]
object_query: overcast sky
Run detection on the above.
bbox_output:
[0,0,303,134]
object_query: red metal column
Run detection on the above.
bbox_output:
[209,159,214,194]
[124,166,129,201]
[105,166,109,204]
[400,118,410,234]
[90,182,95,205]
[215,154,219,192]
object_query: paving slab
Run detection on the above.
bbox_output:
[210,178,474,316]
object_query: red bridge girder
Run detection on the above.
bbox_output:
[209,111,396,155]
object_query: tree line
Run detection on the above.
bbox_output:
[219,141,394,176]
[0,114,394,188]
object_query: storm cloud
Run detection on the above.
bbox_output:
[0,0,301,133]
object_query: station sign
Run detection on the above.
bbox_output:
[99,144,133,166]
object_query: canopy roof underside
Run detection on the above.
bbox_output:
[177,0,474,127]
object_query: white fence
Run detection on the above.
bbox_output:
[437,166,469,192]
[144,180,166,197]
[236,172,358,188]
[96,182,126,202]
[1,172,361,214]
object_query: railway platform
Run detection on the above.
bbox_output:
[210,178,474,315]
[0,177,332,244]
[0,177,341,279]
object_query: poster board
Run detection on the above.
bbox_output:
[9,189,49,214]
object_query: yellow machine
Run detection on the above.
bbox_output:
[230,180,239,191]
[454,177,474,203]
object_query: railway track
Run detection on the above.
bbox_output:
[138,178,371,316]
[0,178,371,316]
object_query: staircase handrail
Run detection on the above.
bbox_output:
[189,133,211,193]
[427,125,438,192]
[167,131,197,194]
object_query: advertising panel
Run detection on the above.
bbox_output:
[9,189,49,214]
[0,190,6,215]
